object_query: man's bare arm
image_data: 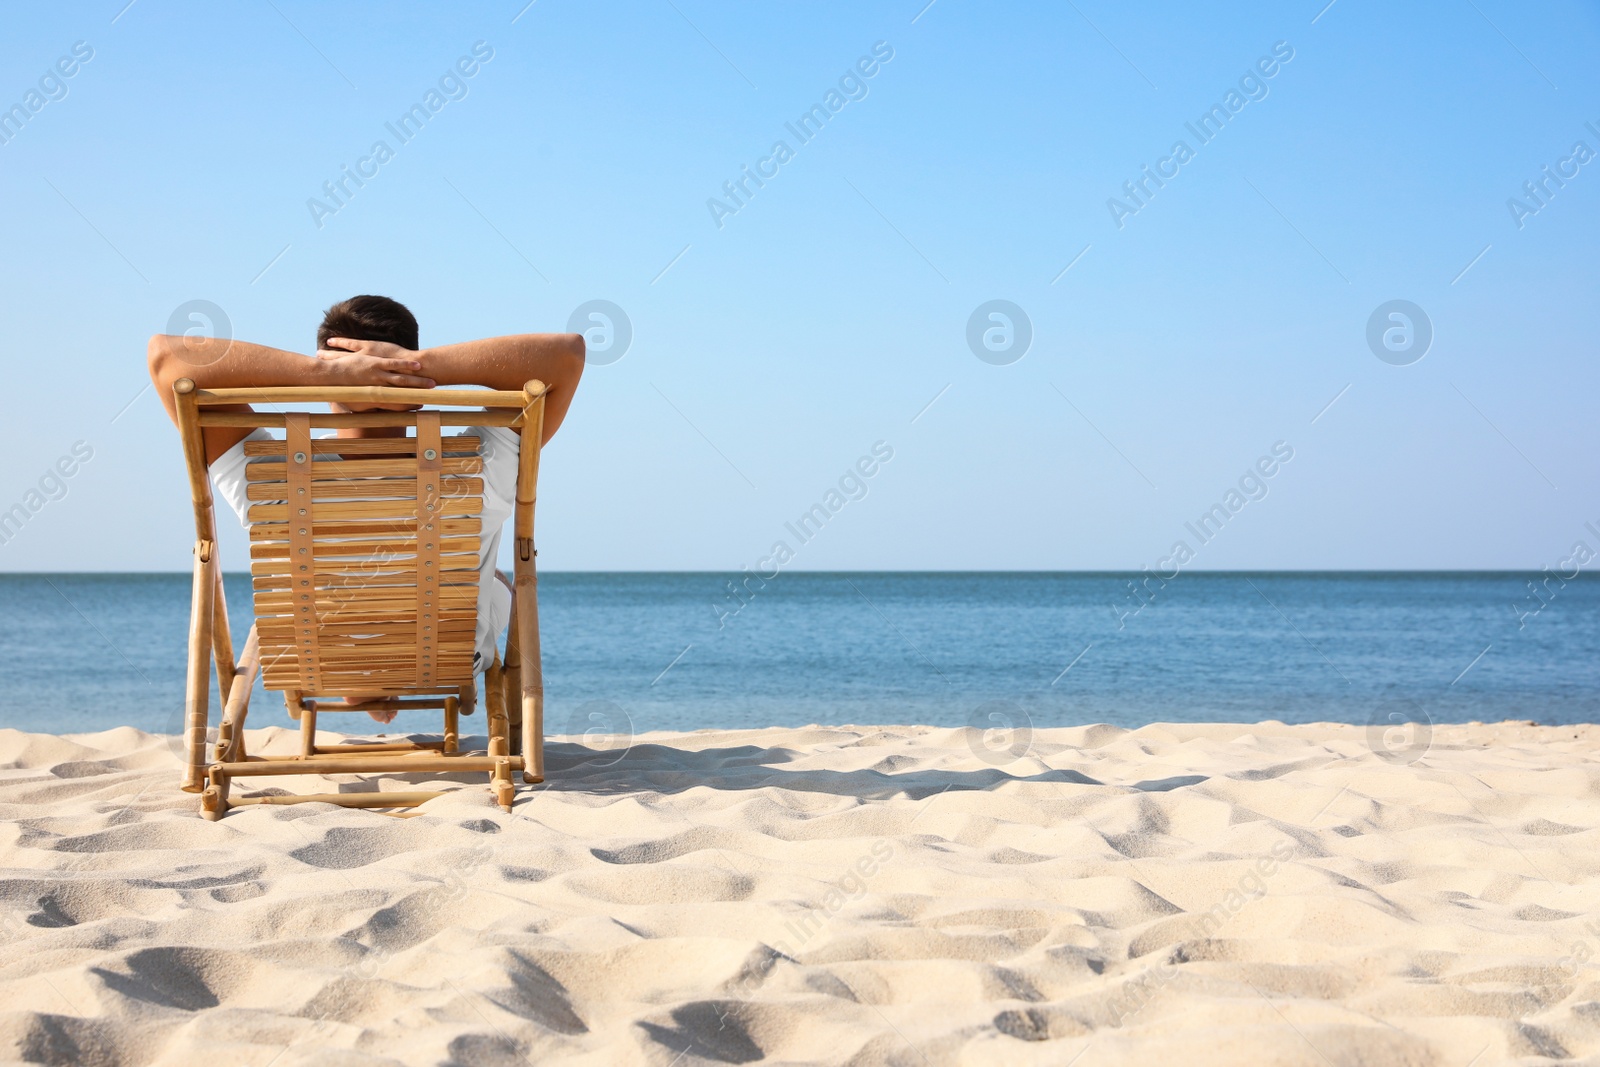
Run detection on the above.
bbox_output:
[148,334,435,463]
[325,332,585,443]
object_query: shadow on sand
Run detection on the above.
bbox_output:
[245,734,1210,805]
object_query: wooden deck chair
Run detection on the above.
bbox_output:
[169,378,549,819]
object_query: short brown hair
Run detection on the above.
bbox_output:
[316,295,419,351]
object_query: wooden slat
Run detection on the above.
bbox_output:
[263,671,473,682]
[256,600,475,618]
[263,622,478,639]
[253,576,478,596]
[259,630,473,646]
[263,671,475,688]
[248,497,482,523]
[258,629,474,646]
[261,645,475,660]
[256,607,477,625]
[304,694,461,701]
[261,678,472,691]
[253,581,480,600]
[243,435,482,457]
[251,560,479,582]
[258,631,475,647]
[247,457,483,481]
[255,608,476,628]
[250,549,478,575]
[262,668,474,683]
[251,517,483,541]
[245,477,483,502]
[263,671,474,685]
[257,610,477,628]
[259,636,474,652]
[195,386,530,408]
[275,648,476,664]
[261,643,475,658]
[283,647,474,665]
[252,557,481,578]
[307,705,452,717]
[274,652,476,668]
[202,411,521,429]
[252,536,480,560]
[254,583,480,603]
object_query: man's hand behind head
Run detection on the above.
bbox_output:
[318,336,434,411]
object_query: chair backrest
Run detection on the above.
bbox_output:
[244,415,485,695]
[172,383,547,701]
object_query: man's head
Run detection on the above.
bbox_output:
[317,294,418,352]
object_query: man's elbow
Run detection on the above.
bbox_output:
[562,331,585,363]
[147,334,176,386]
[560,331,585,380]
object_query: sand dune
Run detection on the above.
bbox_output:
[1,719,1596,1065]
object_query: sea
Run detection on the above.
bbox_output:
[0,572,1595,739]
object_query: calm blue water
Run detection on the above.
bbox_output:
[0,572,1595,737]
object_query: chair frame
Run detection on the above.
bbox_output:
[171,378,549,819]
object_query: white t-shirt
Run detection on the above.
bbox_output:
[209,425,519,674]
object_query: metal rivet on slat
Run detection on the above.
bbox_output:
[423,448,438,461]
[298,508,307,516]
[294,452,307,464]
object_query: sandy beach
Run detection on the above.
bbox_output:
[1,719,1596,1066]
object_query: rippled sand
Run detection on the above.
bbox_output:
[1,720,1596,1065]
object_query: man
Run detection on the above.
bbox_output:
[148,295,585,721]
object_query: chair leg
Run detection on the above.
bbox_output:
[486,689,512,810]
[216,624,259,765]
[211,566,236,711]
[484,658,505,758]
[513,558,544,784]
[182,549,215,794]
[503,612,522,757]
[487,689,510,759]
[299,701,318,757]
[201,765,230,821]
[493,757,514,812]
[443,695,459,755]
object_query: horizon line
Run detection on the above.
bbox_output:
[0,568,1577,577]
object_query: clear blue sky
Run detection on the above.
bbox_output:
[1,0,1596,572]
